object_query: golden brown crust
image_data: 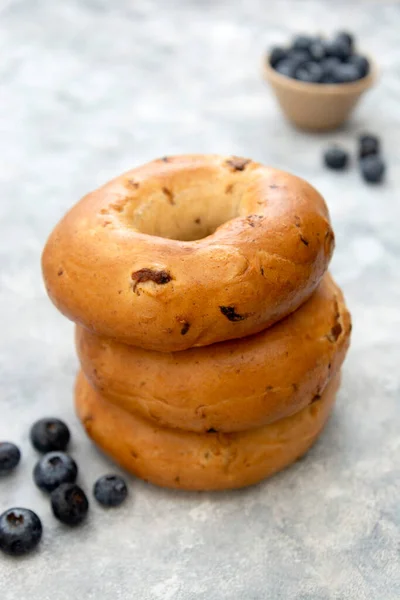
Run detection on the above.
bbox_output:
[42,155,334,351]
[76,274,351,433]
[75,371,340,491]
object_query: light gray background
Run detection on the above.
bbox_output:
[0,0,399,598]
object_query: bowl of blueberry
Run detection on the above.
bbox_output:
[264,31,375,131]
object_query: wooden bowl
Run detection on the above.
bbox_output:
[264,58,376,132]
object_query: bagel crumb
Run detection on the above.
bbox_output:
[225,157,251,171]
[130,450,138,459]
[260,266,265,276]
[225,183,234,194]
[57,269,64,276]
[219,306,247,322]
[131,268,172,292]
[194,218,201,224]
[292,383,299,392]
[175,476,180,483]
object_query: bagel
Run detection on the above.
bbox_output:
[75,273,350,433]
[75,371,340,491]
[42,155,334,352]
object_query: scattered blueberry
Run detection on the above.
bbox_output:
[33,451,77,493]
[30,418,70,453]
[51,483,89,526]
[324,146,349,170]
[269,46,287,67]
[295,61,323,83]
[360,156,385,183]
[0,508,42,556]
[94,475,128,508]
[0,442,21,474]
[359,134,380,158]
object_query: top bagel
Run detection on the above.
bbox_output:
[42,154,334,351]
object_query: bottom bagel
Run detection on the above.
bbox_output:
[75,371,340,491]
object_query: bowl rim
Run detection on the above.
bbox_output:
[263,54,377,95]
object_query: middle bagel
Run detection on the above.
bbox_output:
[76,273,351,433]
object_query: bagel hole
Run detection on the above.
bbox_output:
[128,179,243,241]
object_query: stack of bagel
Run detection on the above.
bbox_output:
[42,155,351,491]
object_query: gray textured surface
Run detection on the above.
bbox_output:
[1,0,400,598]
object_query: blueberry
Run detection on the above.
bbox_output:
[291,35,314,52]
[320,75,337,84]
[274,50,310,78]
[269,47,287,67]
[324,39,352,61]
[309,39,326,62]
[347,54,370,78]
[359,134,380,159]
[274,58,297,78]
[295,61,323,83]
[94,474,128,508]
[322,57,341,72]
[0,508,42,556]
[33,451,77,493]
[30,418,70,453]
[0,442,21,474]
[51,483,89,526]
[360,156,385,183]
[324,146,349,170]
[287,49,310,65]
[335,31,354,51]
[332,63,362,83]
[320,57,341,83]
